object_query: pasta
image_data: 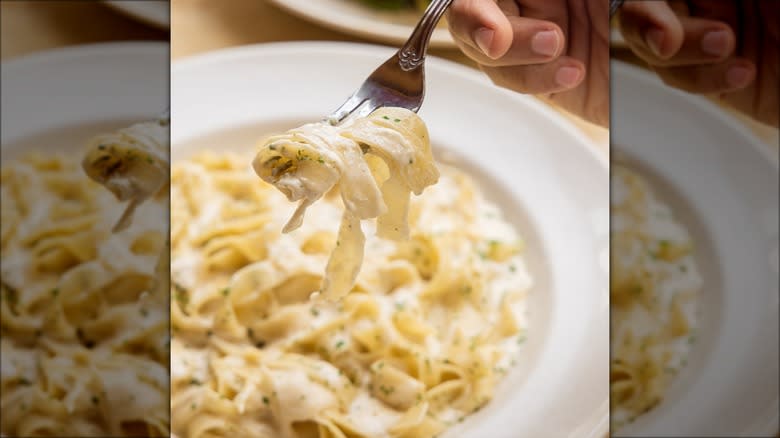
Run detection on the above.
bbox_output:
[252,107,439,301]
[170,149,532,438]
[610,165,701,430]
[1,146,169,433]
[82,116,170,232]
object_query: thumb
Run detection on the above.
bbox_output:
[447,0,513,59]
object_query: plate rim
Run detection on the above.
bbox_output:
[613,60,778,168]
[1,41,169,146]
[1,41,168,71]
[172,40,607,168]
[265,0,456,49]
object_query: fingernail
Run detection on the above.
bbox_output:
[474,27,496,58]
[555,66,582,88]
[645,28,665,57]
[531,30,559,57]
[701,29,730,56]
[726,65,752,88]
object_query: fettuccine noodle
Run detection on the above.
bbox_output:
[252,108,439,301]
[171,145,531,437]
[610,166,701,429]
[1,150,169,436]
[82,118,169,232]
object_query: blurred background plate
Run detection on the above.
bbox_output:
[265,0,455,48]
[612,61,779,437]
[105,0,169,29]
[172,41,608,438]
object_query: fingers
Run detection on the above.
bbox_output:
[447,0,514,60]
[653,59,756,94]
[452,16,565,67]
[481,56,586,95]
[622,13,736,66]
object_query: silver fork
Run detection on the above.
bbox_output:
[326,0,455,125]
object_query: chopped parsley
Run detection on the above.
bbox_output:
[2,286,18,306]
[173,282,189,308]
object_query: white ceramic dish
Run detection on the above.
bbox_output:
[104,0,170,29]
[612,61,779,437]
[0,42,168,436]
[172,41,609,438]
[1,42,168,152]
[266,0,456,48]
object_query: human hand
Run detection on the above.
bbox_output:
[618,0,779,127]
[446,0,610,127]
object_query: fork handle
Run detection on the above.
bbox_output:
[398,0,455,71]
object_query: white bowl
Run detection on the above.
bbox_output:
[1,42,168,153]
[172,41,609,438]
[612,61,779,437]
[1,42,169,437]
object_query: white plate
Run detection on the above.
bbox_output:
[0,42,168,436]
[104,0,169,29]
[173,41,609,438]
[1,42,168,150]
[266,0,456,48]
[612,61,779,437]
